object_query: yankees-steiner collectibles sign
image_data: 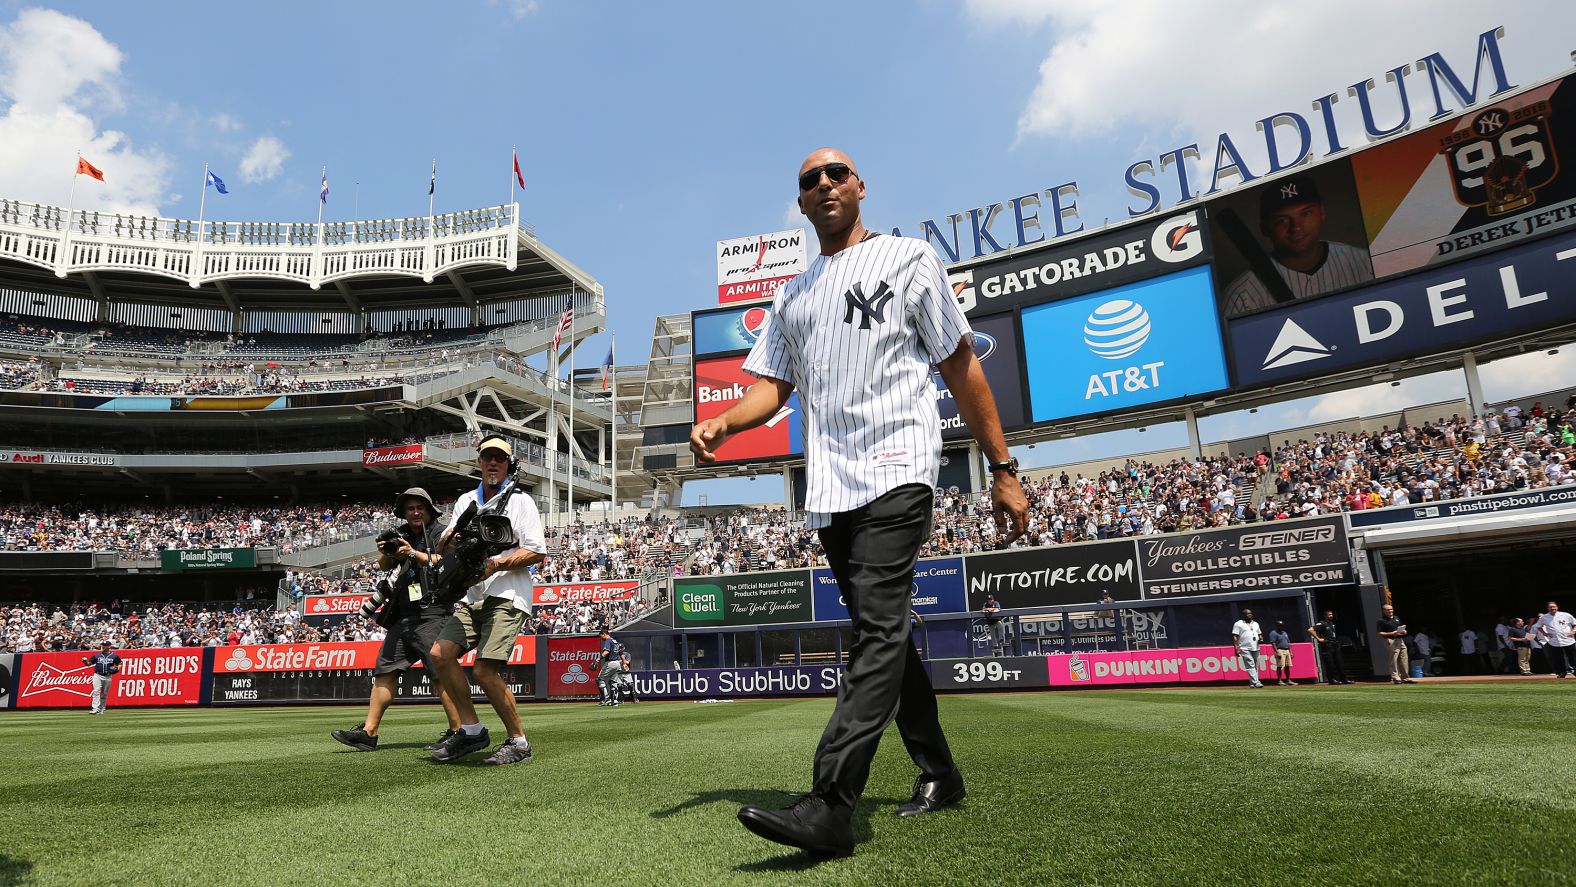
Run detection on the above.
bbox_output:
[1138,516,1351,598]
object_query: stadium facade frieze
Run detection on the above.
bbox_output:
[0,449,364,471]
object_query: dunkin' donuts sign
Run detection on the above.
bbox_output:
[362,444,423,467]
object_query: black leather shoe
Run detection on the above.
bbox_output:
[896,769,966,817]
[737,795,853,857]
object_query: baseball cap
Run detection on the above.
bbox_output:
[394,487,438,515]
[1259,174,1323,218]
[478,437,513,458]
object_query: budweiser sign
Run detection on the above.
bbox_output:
[17,649,204,708]
[362,444,423,467]
[21,661,93,700]
[532,581,640,606]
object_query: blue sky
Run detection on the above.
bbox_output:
[0,1,1572,505]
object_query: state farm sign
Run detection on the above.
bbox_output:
[362,444,423,467]
[532,581,639,606]
[304,594,372,616]
[716,228,807,304]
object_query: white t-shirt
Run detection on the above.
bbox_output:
[1231,619,1262,651]
[1535,611,1576,647]
[743,235,972,529]
[1458,630,1477,655]
[444,482,547,612]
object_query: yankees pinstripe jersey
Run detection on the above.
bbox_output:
[1223,240,1373,316]
[741,234,971,528]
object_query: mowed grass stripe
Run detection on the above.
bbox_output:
[2,687,1571,886]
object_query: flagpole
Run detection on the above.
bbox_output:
[65,151,81,232]
[509,144,515,209]
[316,165,326,227]
[197,162,210,231]
[428,158,436,220]
[547,338,558,521]
[608,330,617,513]
[567,301,576,526]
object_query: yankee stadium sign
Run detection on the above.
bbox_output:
[900,27,1520,263]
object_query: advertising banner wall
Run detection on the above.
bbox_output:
[214,640,535,674]
[1137,515,1350,599]
[361,444,423,468]
[634,665,844,700]
[1018,609,1171,652]
[160,548,257,571]
[716,228,808,304]
[210,666,535,705]
[0,653,13,710]
[16,649,204,709]
[1229,229,1576,388]
[0,450,117,467]
[1021,265,1230,424]
[947,211,1209,318]
[812,556,968,622]
[532,581,640,607]
[1355,74,1576,278]
[674,570,813,627]
[692,355,804,463]
[963,540,1141,609]
[693,303,773,357]
[932,312,1026,438]
[547,635,603,699]
[1045,643,1319,687]
[1347,485,1576,528]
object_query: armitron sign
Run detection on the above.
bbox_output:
[716,228,807,304]
[362,444,423,467]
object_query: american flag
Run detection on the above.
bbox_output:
[552,304,573,352]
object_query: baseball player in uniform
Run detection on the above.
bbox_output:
[595,628,625,706]
[82,641,120,714]
[692,147,1028,857]
[1223,174,1373,316]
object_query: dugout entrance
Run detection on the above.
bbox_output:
[1358,507,1576,675]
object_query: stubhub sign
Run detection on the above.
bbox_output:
[812,556,968,621]
[1022,265,1229,423]
[1230,229,1576,388]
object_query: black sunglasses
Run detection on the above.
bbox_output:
[799,163,855,192]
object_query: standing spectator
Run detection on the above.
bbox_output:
[1534,601,1576,678]
[1232,607,1265,689]
[1457,626,1481,675]
[81,640,120,714]
[1308,610,1351,684]
[1377,604,1416,685]
[1267,620,1296,686]
[1494,617,1516,674]
[1414,629,1434,677]
[1508,617,1534,676]
[981,593,1005,656]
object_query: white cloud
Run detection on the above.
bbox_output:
[780,198,802,229]
[490,0,540,21]
[970,0,1573,170]
[210,113,243,133]
[0,8,169,216]
[239,135,289,183]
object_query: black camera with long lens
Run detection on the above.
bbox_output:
[427,500,518,606]
[376,526,404,556]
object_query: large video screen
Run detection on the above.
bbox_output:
[1021,264,1229,424]
[692,355,804,463]
[931,312,1026,439]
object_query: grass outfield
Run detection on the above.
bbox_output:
[1,685,1572,886]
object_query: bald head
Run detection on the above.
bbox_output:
[799,147,857,178]
[796,147,866,252]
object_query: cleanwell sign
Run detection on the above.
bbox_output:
[1022,265,1229,423]
[1230,229,1576,388]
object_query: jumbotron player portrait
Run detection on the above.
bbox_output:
[690,147,1029,857]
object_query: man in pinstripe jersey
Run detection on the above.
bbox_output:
[692,147,1028,857]
[1222,175,1373,316]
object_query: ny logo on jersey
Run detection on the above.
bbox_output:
[842,280,896,330]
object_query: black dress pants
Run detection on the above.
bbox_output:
[811,483,956,810]
[1320,641,1346,682]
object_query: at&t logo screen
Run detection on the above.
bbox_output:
[1021,265,1228,423]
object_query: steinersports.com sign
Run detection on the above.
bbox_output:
[1139,515,1351,598]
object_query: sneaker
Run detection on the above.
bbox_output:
[483,739,535,766]
[430,726,490,763]
[424,729,458,751]
[1286,680,1298,686]
[331,725,378,752]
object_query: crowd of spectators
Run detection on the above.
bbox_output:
[46,372,400,396]
[0,500,393,556]
[1268,397,1576,517]
[0,358,40,390]
[0,598,388,654]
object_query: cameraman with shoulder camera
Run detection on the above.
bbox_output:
[331,488,462,752]
[426,435,547,765]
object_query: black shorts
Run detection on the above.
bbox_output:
[374,609,448,675]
